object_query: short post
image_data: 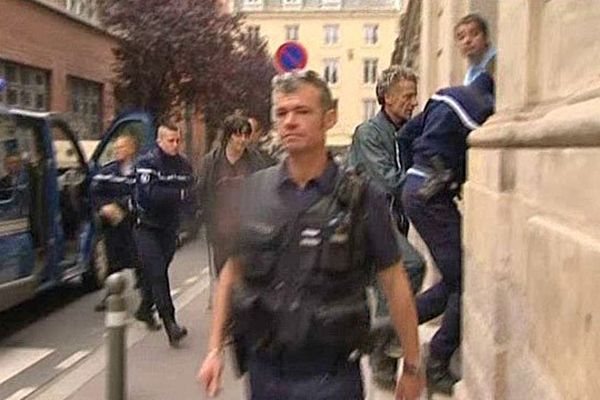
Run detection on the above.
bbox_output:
[105,273,128,400]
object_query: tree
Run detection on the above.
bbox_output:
[99,0,275,147]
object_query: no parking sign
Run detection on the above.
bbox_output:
[274,41,308,72]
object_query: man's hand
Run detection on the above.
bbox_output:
[99,203,125,226]
[395,371,425,400]
[197,349,224,397]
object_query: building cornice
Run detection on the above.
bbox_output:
[29,0,117,39]
[241,10,400,19]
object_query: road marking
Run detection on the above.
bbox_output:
[185,276,199,285]
[0,347,54,385]
[55,351,90,370]
[29,275,212,400]
[5,387,37,400]
[170,288,181,296]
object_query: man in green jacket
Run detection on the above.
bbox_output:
[347,65,425,389]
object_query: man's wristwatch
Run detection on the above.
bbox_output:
[403,361,423,376]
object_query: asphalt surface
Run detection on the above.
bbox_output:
[0,237,211,400]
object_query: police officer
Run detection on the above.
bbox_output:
[401,73,495,395]
[134,124,193,346]
[90,135,159,331]
[198,70,424,400]
[347,66,426,388]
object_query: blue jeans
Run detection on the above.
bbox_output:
[402,174,462,363]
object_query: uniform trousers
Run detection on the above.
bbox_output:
[402,174,462,363]
[247,354,364,400]
[134,225,177,321]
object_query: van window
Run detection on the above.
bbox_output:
[0,113,31,220]
[97,121,146,166]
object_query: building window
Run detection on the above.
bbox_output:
[247,25,261,39]
[323,59,339,84]
[282,0,302,9]
[324,25,339,45]
[0,60,50,111]
[363,99,378,121]
[68,76,103,140]
[285,25,299,41]
[321,0,341,9]
[66,0,98,21]
[363,58,378,84]
[364,24,378,45]
[242,0,263,10]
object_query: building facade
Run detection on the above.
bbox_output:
[395,1,599,399]
[232,0,402,147]
[0,0,116,144]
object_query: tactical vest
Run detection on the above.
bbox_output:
[232,166,371,355]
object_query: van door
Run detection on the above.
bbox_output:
[48,119,88,278]
[0,110,36,312]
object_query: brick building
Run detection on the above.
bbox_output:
[0,0,117,140]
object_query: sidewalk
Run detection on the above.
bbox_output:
[31,274,450,400]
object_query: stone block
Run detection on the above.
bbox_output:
[526,216,600,399]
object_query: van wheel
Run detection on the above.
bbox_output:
[83,237,109,291]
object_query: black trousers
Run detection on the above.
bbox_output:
[134,226,177,321]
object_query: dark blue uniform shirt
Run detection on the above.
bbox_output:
[134,146,193,231]
[247,158,403,272]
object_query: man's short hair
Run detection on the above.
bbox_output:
[157,124,180,139]
[117,133,139,151]
[375,65,418,106]
[221,114,251,146]
[271,70,334,112]
[455,13,490,40]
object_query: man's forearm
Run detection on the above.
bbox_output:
[207,258,240,352]
[377,264,421,365]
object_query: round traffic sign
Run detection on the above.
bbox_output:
[274,41,308,72]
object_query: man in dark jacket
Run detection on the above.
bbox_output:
[198,115,275,277]
[347,65,426,389]
[401,73,495,395]
[134,124,194,346]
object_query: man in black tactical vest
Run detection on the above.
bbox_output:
[198,70,424,400]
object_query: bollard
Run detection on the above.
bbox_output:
[105,272,128,400]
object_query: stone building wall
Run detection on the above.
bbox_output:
[395,1,599,399]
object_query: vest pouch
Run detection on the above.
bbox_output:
[320,229,352,274]
[242,251,278,283]
[231,288,273,342]
[238,221,284,283]
[311,300,370,349]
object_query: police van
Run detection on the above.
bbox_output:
[0,107,155,312]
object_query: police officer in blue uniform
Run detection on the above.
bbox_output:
[134,124,193,346]
[401,72,495,395]
[90,134,159,330]
[199,71,424,400]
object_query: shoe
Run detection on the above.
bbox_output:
[369,350,398,391]
[134,310,161,331]
[164,319,188,347]
[426,357,459,396]
[94,300,106,312]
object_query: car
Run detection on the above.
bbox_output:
[0,107,156,312]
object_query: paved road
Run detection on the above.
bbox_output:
[0,237,210,400]
[0,235,449,400]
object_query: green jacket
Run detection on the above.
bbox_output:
[347,110,404,200]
